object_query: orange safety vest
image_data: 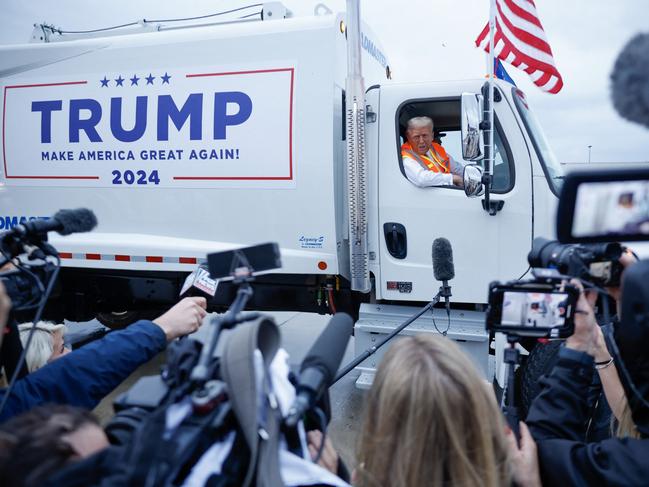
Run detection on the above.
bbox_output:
[401,141,450,173]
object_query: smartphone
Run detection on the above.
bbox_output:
[486,283,579,338]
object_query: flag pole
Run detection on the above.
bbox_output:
[487,0,496,178]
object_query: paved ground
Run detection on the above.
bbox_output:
[91,311,364,469]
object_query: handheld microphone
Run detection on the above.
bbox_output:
[611,32,649,129]
[180,264,219,299]
[432,238,455,313]
[5,209,98,238]
[285,313,353,427]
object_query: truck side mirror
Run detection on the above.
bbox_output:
[461,93,484,161]
[463,164,485,198]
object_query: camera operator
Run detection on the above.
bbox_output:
[0,296,207,422]
[526,261,649,486]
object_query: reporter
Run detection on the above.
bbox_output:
[527,264,649,486]
[354,334,539,487]
[0,404,109,487]
[0,297,207,423]
[18,322,70,373]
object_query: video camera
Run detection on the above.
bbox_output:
[486,270,579,339]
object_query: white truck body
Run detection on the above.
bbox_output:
[0,7,564,383]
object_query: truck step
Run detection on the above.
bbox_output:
[353,303,490,390]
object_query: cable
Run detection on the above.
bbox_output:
[145,4,262,23]
[431,306,451,336]
[53,4,264,34]
[0,258,61,418]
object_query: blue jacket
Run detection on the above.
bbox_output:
[0,321,166,423]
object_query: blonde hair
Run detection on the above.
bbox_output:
[356,335,511,487]
[18,322,66,373]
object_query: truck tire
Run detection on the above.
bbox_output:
[519,340,561,419]
[96,311,142,330]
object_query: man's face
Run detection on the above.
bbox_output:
[406,125,434,155]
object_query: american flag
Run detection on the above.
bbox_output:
[475,0,563,94]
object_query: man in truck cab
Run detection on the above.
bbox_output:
[401,116,464,188]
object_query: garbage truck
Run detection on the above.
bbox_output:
[0,2,564,385]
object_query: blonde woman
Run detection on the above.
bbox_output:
[18,322,70,373]
[353,335,539,487]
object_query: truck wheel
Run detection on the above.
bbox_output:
[96,311,141,330]
[519,340,561,419]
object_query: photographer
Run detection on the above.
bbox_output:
[0,296,207,422]
[526,264,649,486]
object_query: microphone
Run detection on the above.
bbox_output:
[7,209,97,238]
[180,264,219,299]
[285,313,353,427]
[432,238,455,313]
[611,33,649,129]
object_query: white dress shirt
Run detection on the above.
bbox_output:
[403,150,464,188]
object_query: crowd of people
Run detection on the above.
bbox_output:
[0,243,647,487]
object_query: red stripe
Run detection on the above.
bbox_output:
[475,23,489,47]
[146,256,163,263]
[179,257,197,264]
[496,1,552,56]
[495,19,561,78]
[186,67,293,78]
[59,252,73,259]
[5,81,87,89]
[114,255,131,262]
[86,253,101,260]
[501,0,543,29]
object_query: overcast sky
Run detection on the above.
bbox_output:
[1,0,647,163]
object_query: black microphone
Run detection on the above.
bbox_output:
[611,32,649,129]
[7,209,97,238]
[432,238,455,313]
[285,313,353,427]
[180,264,219,299]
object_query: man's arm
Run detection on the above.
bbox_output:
[0,297,207,422]
[402,155,453,187]
[0,321,166,421]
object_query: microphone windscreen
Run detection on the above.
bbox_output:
[611,33,649,129]
[300,313,353,383]
[54,208,98,235]
[432,237,455,281]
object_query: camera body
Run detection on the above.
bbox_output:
[486,269,580,339]
[528,237,624,288]
[0,262,57,311]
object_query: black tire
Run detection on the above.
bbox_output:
[96,311,142,330]
[519,340,562,419]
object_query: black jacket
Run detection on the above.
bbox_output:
[527,346,649,486]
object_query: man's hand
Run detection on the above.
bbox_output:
[566,279,600,356]
[307,430,339,475]
[452,174,464,187]
[606,248,638,305]
[506,422,542,487]
[153,297,207,342]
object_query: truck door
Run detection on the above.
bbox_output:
[376,82,533,304]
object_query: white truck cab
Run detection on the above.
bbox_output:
[0,3,563,384]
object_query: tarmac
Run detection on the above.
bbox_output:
[88,311,364,469]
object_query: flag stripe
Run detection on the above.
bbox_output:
[504,0,543,29]
[497,0,552,54]
[475,0,563,94]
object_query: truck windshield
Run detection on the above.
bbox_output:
[512,88,564,196]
